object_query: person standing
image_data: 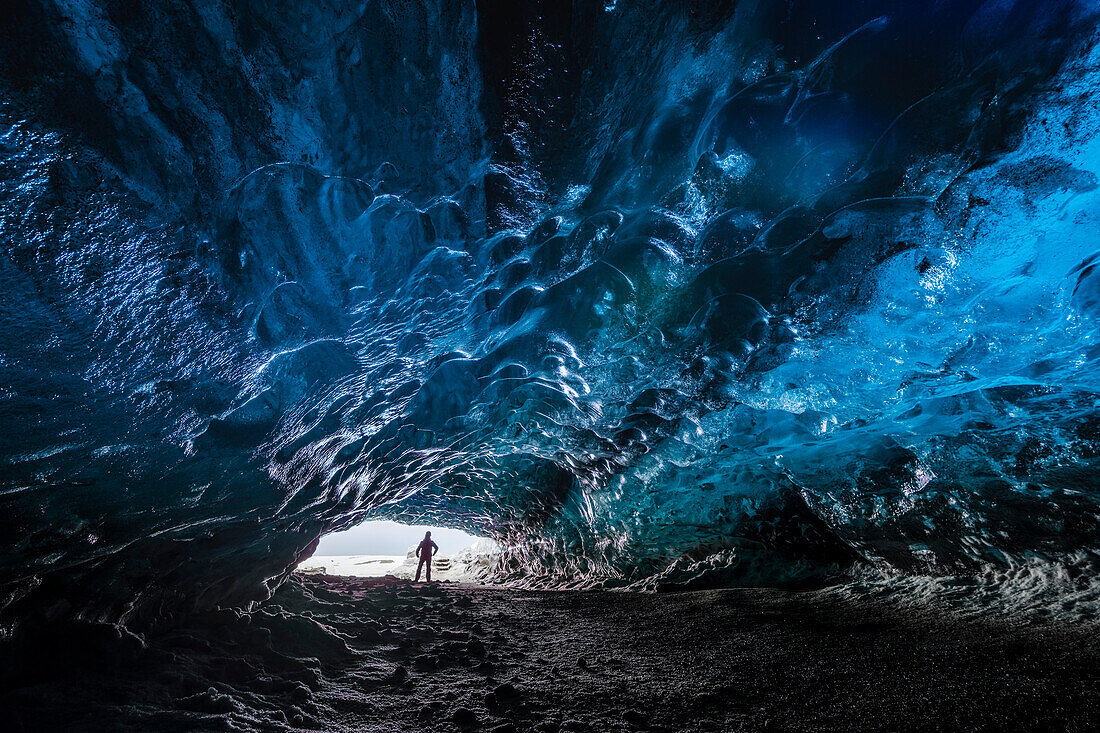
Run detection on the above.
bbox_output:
[414,531,439,582]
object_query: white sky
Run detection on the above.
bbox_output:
[314,520,482,555]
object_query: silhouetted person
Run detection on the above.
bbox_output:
[414,531,439,582]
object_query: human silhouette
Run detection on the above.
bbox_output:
[414,531,439,582]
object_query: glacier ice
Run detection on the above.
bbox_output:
[3,0,1100,625]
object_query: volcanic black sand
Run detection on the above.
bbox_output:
[4,575,1098,732]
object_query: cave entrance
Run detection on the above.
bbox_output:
[297,520,486,579]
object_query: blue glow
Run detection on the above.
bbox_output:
[3,0,1100,621]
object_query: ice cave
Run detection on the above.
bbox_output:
[3,0,1100,730]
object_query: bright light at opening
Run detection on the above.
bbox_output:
[297,521,488,579]
[316,520,481,555]
[316,517,479,550]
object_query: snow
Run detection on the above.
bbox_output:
[297,555,408,578]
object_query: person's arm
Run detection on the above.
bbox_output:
[415,545,421,558]
[432,541,439,555]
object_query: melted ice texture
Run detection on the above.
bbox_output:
[3,0,1100,623]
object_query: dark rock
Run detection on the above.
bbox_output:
[289,683,312,703]
[493,682,519,699]
[413,654,438,670]
[452,706,479,726]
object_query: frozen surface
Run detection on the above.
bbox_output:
[296,555,407,578]
[4,0,1100,626]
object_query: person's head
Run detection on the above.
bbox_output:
[425,531,431,539]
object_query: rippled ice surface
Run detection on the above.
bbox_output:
[3,0,1100,622]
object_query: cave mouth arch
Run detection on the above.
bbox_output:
[313,520,484,558]
[297,520,490,580]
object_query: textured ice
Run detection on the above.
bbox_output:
[3,0,1100,625]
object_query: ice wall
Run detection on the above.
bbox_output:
[3,0,1100,625]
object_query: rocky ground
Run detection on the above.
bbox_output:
[3,575,1099,732]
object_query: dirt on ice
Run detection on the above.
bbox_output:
[3,574,1099,732]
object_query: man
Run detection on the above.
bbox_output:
[414,531,439,582]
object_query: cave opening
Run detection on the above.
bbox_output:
[297,520,490,579]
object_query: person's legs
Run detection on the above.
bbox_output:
[415,557,425,581]
[425,558,431,582]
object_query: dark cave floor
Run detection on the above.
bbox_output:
[4,575,1099,732]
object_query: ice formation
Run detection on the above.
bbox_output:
[3,0,1100,626]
